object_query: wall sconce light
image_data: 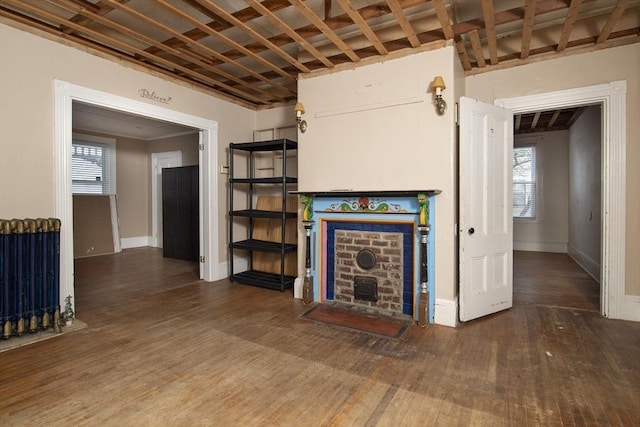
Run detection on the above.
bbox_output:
[294,102,307,133]
[431,76,447,115]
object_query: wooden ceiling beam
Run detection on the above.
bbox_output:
[452,0,572,36]
[3,0,637,109]
[530,111,541,130]
[242,0,334,68]
[142,0,291,59]
[557,0,583,52]
[548,110,561,128]
[4,0,270,105]
[189,0,313,75]
[455,38,472,71]
[0,9,257,109]
[204,0,429,66]
[385,0,420,48]
[324,0,332,19]
[289,0,361,62]
[469,30,486,68]
[62,0,127,34]
[470,26,640,74]
[432,0,454,40]
[335,0,388,55]
[480,0,498,65]
[156,0,295,95]
[67,0,286,102]
[597,0,630,44]
[521,0,536,59]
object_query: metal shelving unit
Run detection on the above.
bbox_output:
[228,138,298,291]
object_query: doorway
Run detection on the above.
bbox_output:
[54,81,219,313]
[496,81,627,319]
[512,105,602,311]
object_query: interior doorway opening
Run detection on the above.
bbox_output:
[54,81,219,315]
[496,81,627,319]
[512,104,602,312]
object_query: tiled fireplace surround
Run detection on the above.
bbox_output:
[302,192,437,323]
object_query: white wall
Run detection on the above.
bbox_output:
[0,21,255,270]
[514,130,569,253]
[297,46,460,318]
[297,48,457,193]
[568,105,602,281]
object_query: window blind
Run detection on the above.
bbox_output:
[513,146,536,219]
[72,142,112,194]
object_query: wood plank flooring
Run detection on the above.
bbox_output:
[1,248,638,426]
[514,251,600,311]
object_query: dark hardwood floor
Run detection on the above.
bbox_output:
[514,250,600,311]
[1,248,638,426]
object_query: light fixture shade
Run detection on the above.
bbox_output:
[294,102,305,114]
[432,76,446,92]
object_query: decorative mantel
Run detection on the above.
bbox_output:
[294,190,441,325]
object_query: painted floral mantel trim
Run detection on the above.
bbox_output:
[325,197,407,213]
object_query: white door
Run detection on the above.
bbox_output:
[459,97,513,322]
[151,151,182,248]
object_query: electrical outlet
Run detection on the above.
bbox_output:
[220,165,229,174]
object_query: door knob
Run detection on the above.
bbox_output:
[468,227,475,235]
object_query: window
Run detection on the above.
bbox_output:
[513,145,536,219]
[72,134,116,194]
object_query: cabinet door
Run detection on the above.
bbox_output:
[162,165,199,261]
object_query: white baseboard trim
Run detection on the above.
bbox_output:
[567,244,601,283]
[622,295,640,322]
[434,297,458,327]
[120,236,152,249]
[513,241,567,253]
[215,257,249,281]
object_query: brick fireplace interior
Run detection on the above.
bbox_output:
[326,221,414,318]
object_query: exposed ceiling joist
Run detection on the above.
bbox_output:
[0,0,637,109]
[336,0,388,55]
[290,0,361,62]
[597,0,630,43]
[514,106,588,135]
[557,0,584,52]
[481,0,498,65]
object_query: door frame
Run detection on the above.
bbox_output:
[495,81,627,319]
[151,150,183,248]
[54,80,219,310]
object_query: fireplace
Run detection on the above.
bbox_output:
[298,191,439,323]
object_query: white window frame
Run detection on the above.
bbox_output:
[513,136,543,223]
[72,133,117,195]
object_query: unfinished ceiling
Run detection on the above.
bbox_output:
[515,105,589,134]
[1,0,638,109]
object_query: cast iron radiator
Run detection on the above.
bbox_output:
[0,218,61,340]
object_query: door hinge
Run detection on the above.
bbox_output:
[454,102,459,125]
[199,255,205,263]
[199,143,204,151]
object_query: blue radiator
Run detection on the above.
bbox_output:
[0,218,61,340]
